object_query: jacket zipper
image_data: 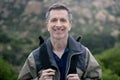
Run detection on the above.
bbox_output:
[57,68,60,80]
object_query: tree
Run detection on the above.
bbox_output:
[95,45,120,80]
[82,33,115,54]
[0,57,17,80]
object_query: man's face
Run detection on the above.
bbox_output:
[47,10,71,40]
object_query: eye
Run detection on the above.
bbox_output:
[60,18,67,22]
[50,18,57,22]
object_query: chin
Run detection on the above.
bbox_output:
[53,35,67,40]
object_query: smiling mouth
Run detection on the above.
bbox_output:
[53,28,64,32]
[55,29,64,31]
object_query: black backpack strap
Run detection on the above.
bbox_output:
[38,35,50,69]
[38,36,44,45]
[39,42,57,71]
[33,43,50,74]
[39,43,51,69]
[68,55,79,74]
[34,36,57,74]
[76,35,82,42]
[33,43,56,75]
[68,36,86,75]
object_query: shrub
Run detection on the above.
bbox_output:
[0,57,17,80]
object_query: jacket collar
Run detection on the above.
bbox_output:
[68,35,83,52]
[46,35,85,54]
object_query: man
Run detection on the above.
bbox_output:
[18,3,102,80]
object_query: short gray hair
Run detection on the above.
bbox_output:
[45,3,72,22]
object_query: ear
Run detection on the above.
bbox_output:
[68,22,72,31]
[46,22,50,31]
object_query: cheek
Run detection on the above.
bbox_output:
[47,22,54,31]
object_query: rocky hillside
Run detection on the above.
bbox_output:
[0,0,120,36]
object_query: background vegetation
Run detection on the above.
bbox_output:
[0,0,120,80]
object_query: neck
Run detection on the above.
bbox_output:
[50,36,68,58]
[51,37,68,51]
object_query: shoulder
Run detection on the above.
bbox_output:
[26,47,40,63]
[31,47,40,57]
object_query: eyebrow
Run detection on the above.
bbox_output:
[50,18,67,22]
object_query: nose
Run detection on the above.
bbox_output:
[56,20,62,27]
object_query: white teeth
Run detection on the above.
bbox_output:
[53,28,64,31]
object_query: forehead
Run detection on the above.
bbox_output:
[49,10,69,18]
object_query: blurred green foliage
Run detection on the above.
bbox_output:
[0,57,17,80]
[82,33,115,54]
[95,46,120,80]
[0,29,38,66]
